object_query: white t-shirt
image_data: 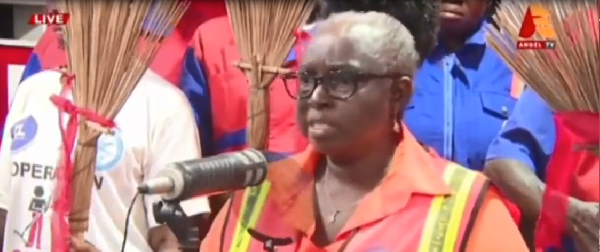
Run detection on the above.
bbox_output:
[0,70,210,252]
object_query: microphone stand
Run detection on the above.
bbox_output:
[153,200,200,252]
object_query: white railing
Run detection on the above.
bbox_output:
[0,0,45,6]
[0,38,36,48]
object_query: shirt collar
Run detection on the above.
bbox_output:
[464,19,489,45]
[428,19,489,59]
[266,124,452,235]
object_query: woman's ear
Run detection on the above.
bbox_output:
[390,76,412,99]
[390,76,413,119]
[396,76,414,106]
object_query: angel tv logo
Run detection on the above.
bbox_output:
[517,4,556,50]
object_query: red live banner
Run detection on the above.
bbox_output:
[29,10,70,26]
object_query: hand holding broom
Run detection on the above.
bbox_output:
[51,0,187,251]
[487,1,599,251]
[567,199,599,252]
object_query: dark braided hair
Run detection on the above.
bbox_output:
[486,0,502,29]
[319,0,439,65]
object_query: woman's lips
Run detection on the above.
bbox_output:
[440,5,464,19]
[308,122,334,137]
[440,11,463,19]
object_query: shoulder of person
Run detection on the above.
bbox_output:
[138,70,189,105]
[190,15,232,62]
[429,154,489,180]
[136,70,195,120]
[18,70,63,95]
[196,15,230,35]
[452,162,487,178]
[449,162,489,183]
[11,70,63,113]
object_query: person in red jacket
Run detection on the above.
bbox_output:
[180,1,314,158]
[178,0,319,219]
[19,1,218,84]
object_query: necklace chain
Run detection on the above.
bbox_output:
[318,152,396,224]
[319,170,358,224]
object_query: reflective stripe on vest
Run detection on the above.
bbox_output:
[229,163,481,252]
[229,181,272,252]
[418,163,478,252]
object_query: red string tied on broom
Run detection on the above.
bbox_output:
[535,112,599,251]
[49,71,116,252]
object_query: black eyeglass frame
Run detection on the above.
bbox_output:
[281,69,408,100]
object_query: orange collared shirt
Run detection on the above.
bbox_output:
[201,129,528,252]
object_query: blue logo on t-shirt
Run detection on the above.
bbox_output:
[95,130,124,172]
[10,116,38,153]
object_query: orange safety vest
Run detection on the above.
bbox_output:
[192,16,305,154]
[213,161,490,252]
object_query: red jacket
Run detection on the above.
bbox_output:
[23,1,222,84]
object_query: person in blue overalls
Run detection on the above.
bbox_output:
[404,0,522,171]
[485,88,599,252]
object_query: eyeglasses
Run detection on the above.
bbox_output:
[282,69,406,100]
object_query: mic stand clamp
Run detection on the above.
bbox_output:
[153,200,200,252]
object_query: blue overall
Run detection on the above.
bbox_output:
[405,21,519,170]
[486,87,555,179]
[486,88,581,252]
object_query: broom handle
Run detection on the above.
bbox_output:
[247,55,270,150]
[235,62,292,75]
[237,56,292,150]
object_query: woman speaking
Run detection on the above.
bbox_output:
[199,9,527,252]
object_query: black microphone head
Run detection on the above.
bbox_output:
[174,149,269,200]
[230,149,269,187]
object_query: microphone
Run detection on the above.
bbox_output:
[138,149,268,201]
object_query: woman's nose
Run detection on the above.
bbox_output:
[308,84,331,108]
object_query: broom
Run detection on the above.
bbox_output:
[50,0,187,250]
[225,0,316,150]
[487,1,599,112]
[486,1,599,251]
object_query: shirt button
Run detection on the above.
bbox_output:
[501,106,509,115]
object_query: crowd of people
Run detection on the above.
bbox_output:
[0,0,597,251]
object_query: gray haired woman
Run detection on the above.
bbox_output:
[200,11,527,252]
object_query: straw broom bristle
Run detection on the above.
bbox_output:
[487,1,599,112]
[54,0,188,235]
[226,0,316,150]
